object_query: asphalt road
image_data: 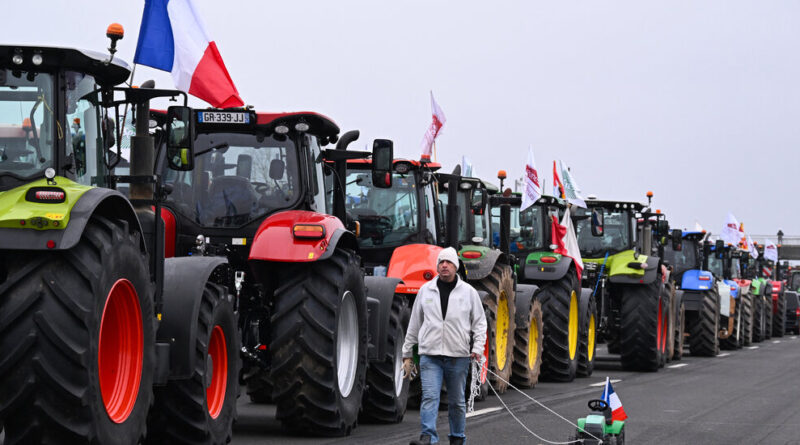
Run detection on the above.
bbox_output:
[232,336,800,445]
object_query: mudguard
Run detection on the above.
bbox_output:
[461,247,504,281]
[158,256,229,380]
[608,255,659,284]
[514,283,539,324]
[679,269,714,291]
[521,252,573,283]
[388,243,442,295]
[0,186,144,251]
[681,290,704,313]
[248,210,357,262]
[365,276,402,361]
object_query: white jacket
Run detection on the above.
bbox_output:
[402,276,487,358]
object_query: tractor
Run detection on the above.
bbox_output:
[0,34,239,444]
[154,106,408,432]
[742,249,771,342]
[571,195,675,371]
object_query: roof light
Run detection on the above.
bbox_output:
[459,182,473,190]
[394,162,410,174]
[12,54,23,65]
[293,224,325,239]
[497,170,507,180]
[31,53,43,66]
[45,168,56,180]
[647,191,653,198]
[275,125,289,135]
[294,122,310,132]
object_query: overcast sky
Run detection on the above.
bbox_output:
[5,1,799,237]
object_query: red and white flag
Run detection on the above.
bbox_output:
[551,207,583,281]
[421,91,446,160]
[553,160,565,199]
[764,239,778,263]
[601,377,627,422]
[520,147,541,211]
[720,212,740,246]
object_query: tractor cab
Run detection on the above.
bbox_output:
[436,171,496,250]
[572,200,641,260]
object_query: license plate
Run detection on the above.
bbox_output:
[198,111,250,124]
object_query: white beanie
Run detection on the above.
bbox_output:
[437,247,459,267]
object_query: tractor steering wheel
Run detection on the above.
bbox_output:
[588,399,609,412]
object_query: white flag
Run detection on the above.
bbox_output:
[558,160,587,208]
[520,147,541,211]
[720,212,740,246]
[747,234,758,259]
[764,239,778,263]
[694,220,705,232]
[461,155,474,177]
[420,91,447,159]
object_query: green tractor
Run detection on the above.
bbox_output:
[571,399,626,445]
[572,195,677,371]
[0,36,239,444]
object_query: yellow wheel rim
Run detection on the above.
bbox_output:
[528,312,539,369]
[588,313,596,362]
[496,291,510,371]
[568,291,578,360]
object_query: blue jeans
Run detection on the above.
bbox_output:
[419,355,470,443]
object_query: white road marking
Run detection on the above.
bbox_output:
[466,406,503,418]
[668,363,688,368]
[717,353,730,357]
[791,336,797,340]
[746,346,759,349]
[589,379,621,387]
[773,340,781,344]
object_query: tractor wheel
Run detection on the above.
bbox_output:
[672,299,685,361]
[472,264,516,393]
[269,249,368,436]
[145,281,239,444]
[536,268,580,382]
[242,366,272,404]
[619,280,667,371]
[742,292,753,347]
[752,294,765,343]
[577,296,597,377]
[764,296,773,340]
[0,216,155,445]
[688,290,720,357]
[772,292,786,337]
[510,298,543,388]
[360,295,411,423]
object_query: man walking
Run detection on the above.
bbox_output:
[403,247,487,445]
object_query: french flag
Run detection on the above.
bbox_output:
[601,377,627,422]
[134,0,244,108]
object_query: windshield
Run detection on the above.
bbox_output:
[493,204,545,252]
[0,69,55,185]
[574,207,632,257]
[730,258,741,279]
[791,273,800,290]
[344,169,420,248]
[708,254,724,277]
[164,132,300,228]
[664,240,698,274]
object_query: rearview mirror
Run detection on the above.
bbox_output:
[671,229,682,251]
[591,208,604,237]
[715,239,725,259]
[165,106,194,171]
[657,220,670,238]
[371,139,393,189]
[471,191,487,215]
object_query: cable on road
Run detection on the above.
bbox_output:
[478,361,604,444]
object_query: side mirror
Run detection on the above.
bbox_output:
[471,191,487,215]
[715,239,725,259]
[165,106,194,171]
[591,208,604,237]
[371,139,393,189]
[671,229,683,251]
[657,220,670,238]
[102,115,116,149]
[741,251,750,262]
[269,159,285,180]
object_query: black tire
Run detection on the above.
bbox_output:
[0,216,155,445]
[688,290,719,357]
[665,283,676,364]
[764,295,773,340]
[772,291,786,337]
[146,282,239,444]
[242,365,272,404]
[673,299,685,361]
[577,296,597,377]
[536,269,580,382]
[742,292,753,347]
[619,280,666,371]
[269,249,368,436]
[511,298,543,387]
[360,295,411,423]
[471,264,516,393]
[752,294,765,343]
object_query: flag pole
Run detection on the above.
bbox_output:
[433,140,437,162]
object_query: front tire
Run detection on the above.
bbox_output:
[511,297,543,387]
[688,290,719,357]
[577,295,597,377]
[619,280,666,371]
[145,282,239,444]
[772,291,786,337]
[0,216,155,445]
[536,269,580,382]
[269,249,368,436]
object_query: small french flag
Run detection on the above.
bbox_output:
[601,377,627,422]
[134,0,244,108]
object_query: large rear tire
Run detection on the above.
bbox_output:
[269,249,368,436]
[752,294,765,343]
[145,282,239,444]
[536,269,580,382]
[471,264,516,393]
[619,280,666,371]
[0,216,155,445]
[772,291,786,337]
[764,295,773,340]
[688,290,719,357]
[360,295,411,423]
[511,298,543,388]
[577,296,597,377]
[742,292,753,346]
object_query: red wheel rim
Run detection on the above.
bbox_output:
[98,279,144,423]
[207,325,228,419]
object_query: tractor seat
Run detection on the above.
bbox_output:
[202,176,257,224]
